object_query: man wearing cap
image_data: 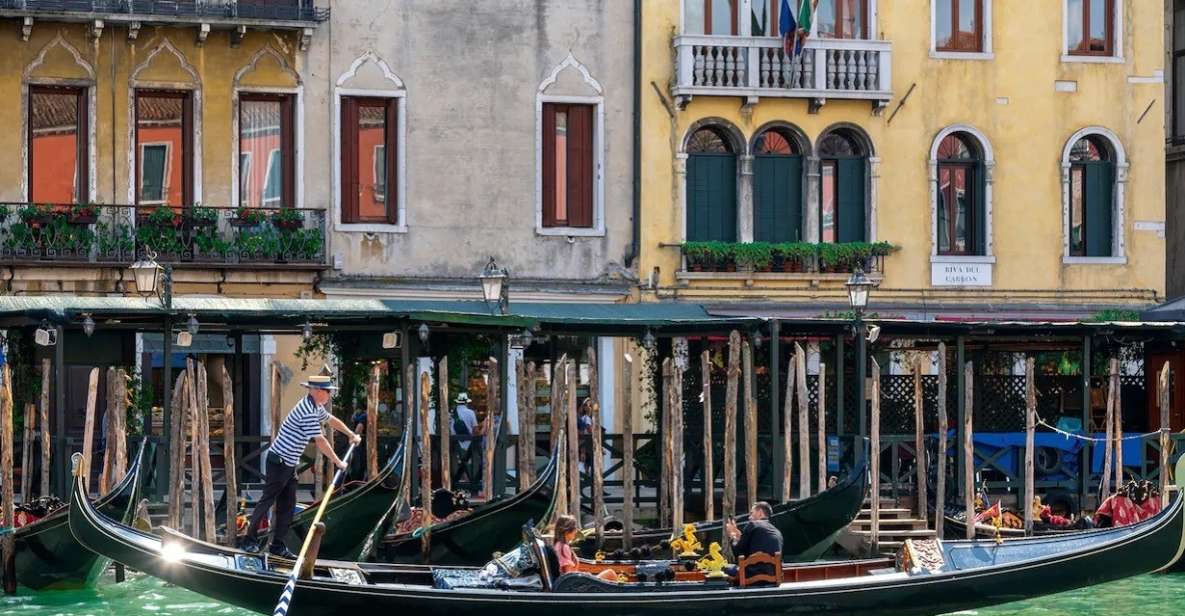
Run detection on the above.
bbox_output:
[240,370,361,558]
[451,392,479,481]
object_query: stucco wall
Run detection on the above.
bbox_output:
[641,0,1166,309]
[304,0,635,289]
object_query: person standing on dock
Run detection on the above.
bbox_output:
[240,370,361,559]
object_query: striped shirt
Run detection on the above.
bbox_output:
[270,395,329,467]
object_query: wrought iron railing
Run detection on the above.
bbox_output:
[0,203,327,266]
[0,0,330,22]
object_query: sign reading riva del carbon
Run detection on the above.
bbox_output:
[931,261,992,287]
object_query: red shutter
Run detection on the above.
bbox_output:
[385,97,399,224]
[341,98,358,223]
[541,103,558,227]
[566,104,594,228]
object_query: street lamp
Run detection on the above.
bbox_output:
[81,314,96,337]
[479,256,509,315]
[846,267,875,464]
[130,253,172,309]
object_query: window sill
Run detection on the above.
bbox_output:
[930,51,995,61]
[336,222,408,234]
[535,226,605,238]
[1062,256,1127,265]
[930,255,996,264]
[1060,54,1124,64]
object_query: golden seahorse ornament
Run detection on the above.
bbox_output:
[669,523,703,557]
[696,542,728,579]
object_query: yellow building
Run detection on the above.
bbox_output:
[0,3,326,298]
[641,0,1165,319]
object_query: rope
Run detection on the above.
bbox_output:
[1034,413,1167,444]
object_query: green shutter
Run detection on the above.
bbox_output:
[836,158,865,243]
[687,153,737,242]
[1085,162,1115,257]
[754,156,803,243]
[140,145,166,202]
[975,161,987,255]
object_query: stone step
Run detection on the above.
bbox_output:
[849,518,930,529]
[856,508,915,519]
[849,528,937,538]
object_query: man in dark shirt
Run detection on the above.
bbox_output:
[725,501,782,583]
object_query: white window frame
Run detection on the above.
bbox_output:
[1062,0,1124,64]
[1060,126,1128,264]
[684,1,880,39]
[332,52,407,234]
[22,34,98,204]
[928,124,996,263]
[232,47,305,212]
[239,152,251,199]
[137,142,172,206]
[536,52,606,237]
[929,0,994,61]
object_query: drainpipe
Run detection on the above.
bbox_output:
[624,0,642,269]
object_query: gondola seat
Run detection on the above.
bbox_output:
[737,552,782,587]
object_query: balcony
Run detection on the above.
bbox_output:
[673,36,892,110]
[0,0,329,29]
[0,203,326,268]
[675,241,892,280]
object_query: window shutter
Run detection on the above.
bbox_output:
[836,158,866,243]
[385,98,399,224]
[1085,162,1115,257]
[541,103,558,227]
[340,98,359,223]
[566,104,594,228]
[280,95,295,208]
[975,161,987,255]
[753,155,802,242]
[686,153,737,242]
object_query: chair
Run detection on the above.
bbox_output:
[737,551,783,587]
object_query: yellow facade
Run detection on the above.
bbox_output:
[0,20,316,297]
[640,1,1165,314]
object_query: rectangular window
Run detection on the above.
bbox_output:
[239,93,294,209]
[340,96,398,224]
[820,161,837,242]
[28,86,87,203]
[1067,0,1113,56]
[935,0,982,52]
[818,0,867,40]
[1069,167,1086,255]
[542,103,594,229]
[684,0,738,35]
[1176,1,1185,141]
[135,90,191,208]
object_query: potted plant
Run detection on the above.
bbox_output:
[231,206,267,227]
[68,203,99,225]
[271,207,305,231]
[144,205,182,229]
[18,204,53,229]
[708,242,737,272]
[683,242,710,272]
[774,242,812,273]
[186,204,219,228]
[0,204,12,221]
[194,227,231,261]
[735,242,773,272]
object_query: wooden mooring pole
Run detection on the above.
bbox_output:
[1112,358,1123,493]
[588,347,604,547]
[439,358,452,490]
[80,368,99,495]
[221,363,239,547]
[1160,362,1172,506]
[565,361,579,517]
[20,402,33,504]
[167,372,188,529]
[1024,357,1036,536]
[622,352,635,549]
[420,371,433,560]
[660,358,672,527]
[869,358,881,556]
[743,340,757,509]
[2,365,15,594]
[781,350,794,503]
[913,357,927,521]
[935,343,948,540]
[485,358,500,501]
[550,355,567,455]
[367,364,381,479]
[701,349,714,521]
[39,359,50,499]
[516,359,531,491]
[722,331,740,559]
[816,364,827,495]
[963,361,975,540]
[1101,359,1117,500]
[671,344,685,534]
[795,343,809,499]
[196,361,216,542]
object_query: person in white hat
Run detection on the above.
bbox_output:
[240,369,360,558]
[452,391,479,481]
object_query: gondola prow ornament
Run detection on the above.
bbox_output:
[696,542,729,579]
[670,524,703,558]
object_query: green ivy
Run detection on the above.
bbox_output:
[683,241,898,270]
[1088,309,1140,322]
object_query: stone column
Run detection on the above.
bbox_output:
[738,154,755,242]
[804,156,821,243]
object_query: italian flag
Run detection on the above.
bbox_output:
[795,0,818,54]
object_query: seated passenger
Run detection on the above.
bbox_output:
[552,515,617,582]
[724,501,782,584]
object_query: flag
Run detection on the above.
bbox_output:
[973,501,1002,525]
[778,0,796,54]
[795,0,818,55]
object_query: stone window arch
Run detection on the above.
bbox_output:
[1061,127,1127,263]
[929,124,995,260]
[679,119,745,242]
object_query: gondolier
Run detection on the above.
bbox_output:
[240,369,361,558]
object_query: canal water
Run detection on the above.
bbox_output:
[1,571,1183,615]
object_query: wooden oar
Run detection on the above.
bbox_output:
[272,429,362,616]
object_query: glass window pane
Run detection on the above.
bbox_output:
[1067,0,1085,50]
[356,103,388,220]
[1176,56,1185,138]
[752,0,769,36]
[820,163,836,243]
[1175,4,1185,50]
[938,167,951,253]
[1088,0,1107,51]
[817,0,837,38]
[953,167,968,252]
[240,99,283,208]
[685,0,705,34]
[554,110,568,223]
[935,0,953,49]
[1070,167,1085,255]
[755,129,795,155]
[710,0,734,35]
[957,0,977,41]
[29,90,80,203]
[136,94,184,206]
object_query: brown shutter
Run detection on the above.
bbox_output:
[566,104,594,228]
[341,98,358,223]
[541,103,558,227]
[76,88,89,204]
[281,95,295,208]
[181,92,193,207]
[385,97,399,224]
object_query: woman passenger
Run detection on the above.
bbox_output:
[552,515,617,581]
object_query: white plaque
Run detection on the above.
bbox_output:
[931,262,992,287]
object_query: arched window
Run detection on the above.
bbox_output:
[753,127,803,242]
[1068,135,1116,257]
[936,132,983,256]
[818,129,866,243]
[686,126,737,242]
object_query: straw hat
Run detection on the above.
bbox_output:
[455,392,472,404]
[301,365,339,390]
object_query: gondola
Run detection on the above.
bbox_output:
[254,441,404,562]
[13,439,150,590]
[374,451,560,565]
[580,459,868,562]
[69,453,1185,616]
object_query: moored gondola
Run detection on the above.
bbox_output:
[69,454,1185,616]
[581,459,868,562]
[12,439,150,590]
[375,451,560,565]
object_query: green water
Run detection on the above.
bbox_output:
[1,571,1183,616]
